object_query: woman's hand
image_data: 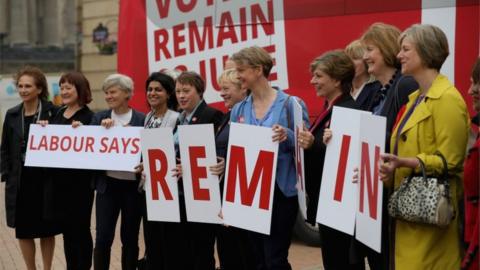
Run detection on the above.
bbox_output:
[209,157,225,177]
[37,120,49,127]
[71,121,83,128]
[298,126,314,149]
[352,167,359,183]
[379,153,401,181]
[323,128,332,145]
[172,164,183,179]
[134,162,144,174]
[272,124,287,143]
[101,118,114,129]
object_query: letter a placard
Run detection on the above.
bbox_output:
[222,123,278,235]
[316,107,370,235]
[141,128,180,222]
[355,113,386,253]
[178,124,222,224]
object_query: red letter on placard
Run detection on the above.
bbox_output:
[333,135,351,202]
[155,0,171,19]
[189,146,210,201]
[359,142,380,219]
[148,149,173,200]
[225,146,274,210]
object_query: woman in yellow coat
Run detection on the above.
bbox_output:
[379,24,469,270]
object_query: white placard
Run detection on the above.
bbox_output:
[316,107,370,235]
[141,128,180,222]
[355,113,386,253]
[25,124,142,171]
[222,123,278,235]
[293,98,307,220]
[178,124,222,224]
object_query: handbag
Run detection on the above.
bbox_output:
[388,152,455,227]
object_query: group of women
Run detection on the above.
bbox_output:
[1,22,478,270]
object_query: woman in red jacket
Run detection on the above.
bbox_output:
[462,57,479,270]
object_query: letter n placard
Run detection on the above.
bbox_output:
[222,123,278,235]
[141,128,180,222]
[355,114,386,253]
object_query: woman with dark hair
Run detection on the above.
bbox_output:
[140,71,179,270]
[298,50,364,270]
[159,71,223,270]
[462,57,480,270]
[1,66,60,270]
[36,71,95,270]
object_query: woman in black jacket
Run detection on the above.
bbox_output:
[37,72,95,270]
[297,50,364,270]
[0,66,60,270]
[163,71,223,270]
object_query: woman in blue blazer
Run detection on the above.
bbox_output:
[90,74,145,270]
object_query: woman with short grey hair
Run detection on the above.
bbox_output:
[90,73,146,270]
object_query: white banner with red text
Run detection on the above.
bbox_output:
[25,124,142,171]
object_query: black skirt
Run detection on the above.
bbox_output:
[15,166,61,239]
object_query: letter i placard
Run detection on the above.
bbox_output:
[222,123,278,235]
[355,113,386,253]
[141,128,180,222]
[178,124,222,224]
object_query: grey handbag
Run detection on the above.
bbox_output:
[388,152,455,227]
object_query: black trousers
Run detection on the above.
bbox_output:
[160,195,216,270]
[248,185,298,270]
[216,225,255,270]
[63,188,94,270]
[319,224,365,270]
[94,177,143,268]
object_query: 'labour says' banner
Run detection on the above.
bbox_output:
[141,128,181,222]
[222,123,278,235]
[178,124,222,224]
[25,124,142,171]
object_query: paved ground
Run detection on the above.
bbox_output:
[0,184,325,270]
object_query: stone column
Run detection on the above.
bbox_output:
[63,0,77,46]
[0,0,8,35]
[9,0,30,45]
[42,0,61,46]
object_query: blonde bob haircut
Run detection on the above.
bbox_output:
[361,23,401,68]
[399,24,449,71]
[231,46,273,78]
[345,39,365,60]
[310,50,355,95]
[218,68,241,89]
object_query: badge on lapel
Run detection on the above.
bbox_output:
[191,117,197,123]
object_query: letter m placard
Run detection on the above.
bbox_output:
[222,123,278,235]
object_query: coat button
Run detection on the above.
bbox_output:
[401,134,407,141]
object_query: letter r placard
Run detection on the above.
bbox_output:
[141,128,181,222]
[222,123,278,235]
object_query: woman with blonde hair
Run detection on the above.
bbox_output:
[230,46,309,270]
[380,24,469,269]
[345,39,377,110]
